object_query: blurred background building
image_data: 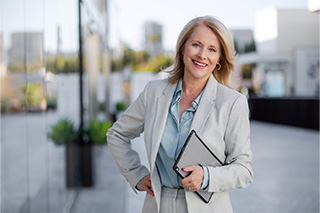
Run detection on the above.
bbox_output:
[230,29,255,54]
[8,32,44,66]
[237,7,319,97]
[235,6,319,129]
[0,34,7,77]
[144,21,163,57]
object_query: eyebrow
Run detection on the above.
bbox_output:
[190,39,219,49]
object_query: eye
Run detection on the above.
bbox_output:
[209,48,216,52]
[192,43,200,47]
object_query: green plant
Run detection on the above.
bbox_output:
[86,117,112,145]
[48,119,77,145]
[22,83,46,105]
[48,117,112,146]
[116,101,127,112]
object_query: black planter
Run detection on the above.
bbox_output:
[66,140,81,188]
[66,140,94,188]
[80,142,94,187]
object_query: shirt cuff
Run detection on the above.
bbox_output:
[201,166,209,190]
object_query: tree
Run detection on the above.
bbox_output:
[46,55,78,73]
[245,40,256,53]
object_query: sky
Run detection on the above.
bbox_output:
[108,0,309,51]
[1,0,309,53]
[1,0,78,52]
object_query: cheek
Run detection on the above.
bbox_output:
[210,55,220,65]
[182,48,192,64]
[183,46,195,57]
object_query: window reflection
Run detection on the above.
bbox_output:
[1,0,110,211]
[1,0,80,212]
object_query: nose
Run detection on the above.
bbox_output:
[197,48,206,59]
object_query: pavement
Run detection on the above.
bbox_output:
[71,121,319,213]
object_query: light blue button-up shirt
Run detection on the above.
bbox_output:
[155,80,209,189]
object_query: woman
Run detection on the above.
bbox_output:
[107,16,253,212]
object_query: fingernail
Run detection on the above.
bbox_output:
[182,168,185,171]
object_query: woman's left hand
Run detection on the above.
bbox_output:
[180,165,204,191]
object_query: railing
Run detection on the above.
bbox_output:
[249,97,319,130]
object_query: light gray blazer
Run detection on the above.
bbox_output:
[107,74,253,212]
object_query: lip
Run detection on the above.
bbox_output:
[192,60,207,68]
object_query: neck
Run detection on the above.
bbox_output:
[182,76,209,96]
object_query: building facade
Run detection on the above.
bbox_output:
[237,7,319,97]
[0,34,6,77]
[0,0,110,212]
[144,21,163,56]
[230,29,255,54]
[9,32,44,65]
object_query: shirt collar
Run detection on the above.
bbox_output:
[171,80,203,110]
[171,80,182,106]
[192,91,202,110]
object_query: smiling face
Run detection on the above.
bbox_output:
[182,25,221,83]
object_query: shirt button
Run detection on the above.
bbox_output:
[192,102,196,108]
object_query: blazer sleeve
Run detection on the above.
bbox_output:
[208,94,253,192]
[106,82,150,192]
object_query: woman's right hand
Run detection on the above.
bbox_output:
[137,174,154,196]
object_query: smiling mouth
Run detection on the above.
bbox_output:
[193,60,207,67]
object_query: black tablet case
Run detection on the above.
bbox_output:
[173,129,223,203]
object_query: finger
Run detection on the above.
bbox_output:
[182,165,199,172]
[188,186,196,192]
[184,183,197,192]
[180,178,195,189]
[138,175,154,196]
[140,183,154,196]
[137,175,151,191]
[181,172,197,184]
[180,177,190,186]
[146,187,154,196]
[180,180,188,188]
[181,167,203,191]
[182,181,200,192]
[145,181,152,189]
[181,175,197,186]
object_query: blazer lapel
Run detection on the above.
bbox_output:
[190,75,217,132]
[150,81,177,172]
[149,75,217,170]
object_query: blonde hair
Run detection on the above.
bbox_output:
[168,16,236,87]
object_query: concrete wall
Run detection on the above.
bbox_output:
[255,7,320,54]
[277,9,319,53]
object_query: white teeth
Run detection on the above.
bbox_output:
[194,60,206,67]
